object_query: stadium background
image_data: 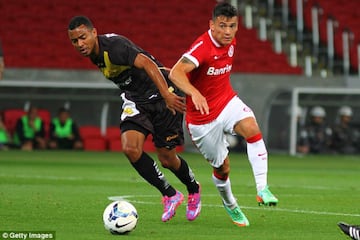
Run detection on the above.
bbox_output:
[0,0,359,153]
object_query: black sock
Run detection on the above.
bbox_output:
[131,152,176,197]
[171,156,199,194]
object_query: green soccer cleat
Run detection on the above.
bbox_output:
[223,204,250,227]
[256,185,278,206]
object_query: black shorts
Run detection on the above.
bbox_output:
[120,98,184,149]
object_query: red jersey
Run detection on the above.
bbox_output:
[183,30,237,125]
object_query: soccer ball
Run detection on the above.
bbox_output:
[103,200,138,235]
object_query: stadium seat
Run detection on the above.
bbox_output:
[105,126,122,152]
[108,138,122,152]
[79,125,107,151]
[79,125,103,139]
[0,0,303,74]
[82,138,107,151]
[296,0,360,71]
[105,126,121,140]
[2,109,26,135]
[37,108,51,139]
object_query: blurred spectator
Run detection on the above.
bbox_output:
[13,106,47,150]
[275,105,305,151]
[48,107,83,150]
[0,39,4,79]
[297,106,332,154]
[331,106,360,154]
[290,106,309,154]
[0,115,11,150]
[278,105,304,152]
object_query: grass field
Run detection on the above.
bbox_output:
[1,150,359,240]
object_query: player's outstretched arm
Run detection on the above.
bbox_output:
[134,53,185,114]
[169,57,209,115]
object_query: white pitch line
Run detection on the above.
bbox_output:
[109,195,360,218]
[0,173,145,183]
[1,171,358,217]
[1,174,358,191]
[271,184,356,191]
[241,206,360,217]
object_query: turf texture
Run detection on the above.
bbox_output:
[0,151,359,239]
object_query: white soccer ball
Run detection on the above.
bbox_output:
[103,200,138,235]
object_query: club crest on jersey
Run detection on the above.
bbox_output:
[228,45,234,57]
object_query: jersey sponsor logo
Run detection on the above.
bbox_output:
[207,64,232,75]
[228,45,234,57]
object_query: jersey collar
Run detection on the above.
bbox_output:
[208,29,221,48]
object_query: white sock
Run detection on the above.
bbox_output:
[247,138,268,192]
[212,174,237,209]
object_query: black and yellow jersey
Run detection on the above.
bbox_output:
[90,34,174,103]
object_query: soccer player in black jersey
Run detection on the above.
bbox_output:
[68,16,201,222]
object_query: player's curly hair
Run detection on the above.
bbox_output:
[68,15,94,30]
[212,2,238,20]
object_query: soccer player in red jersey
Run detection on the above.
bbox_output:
[169,2,278,226]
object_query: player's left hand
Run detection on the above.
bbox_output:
[163,92,186,115]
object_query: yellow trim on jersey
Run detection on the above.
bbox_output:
[100,51,131,78]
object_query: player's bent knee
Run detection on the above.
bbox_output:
[122,145,143,162]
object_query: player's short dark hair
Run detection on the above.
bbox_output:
[68,15,94,30]
[212,2,238,20]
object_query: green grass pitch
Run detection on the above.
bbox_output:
[1,150,359,239]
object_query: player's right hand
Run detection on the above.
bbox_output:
[164,92,186,115]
